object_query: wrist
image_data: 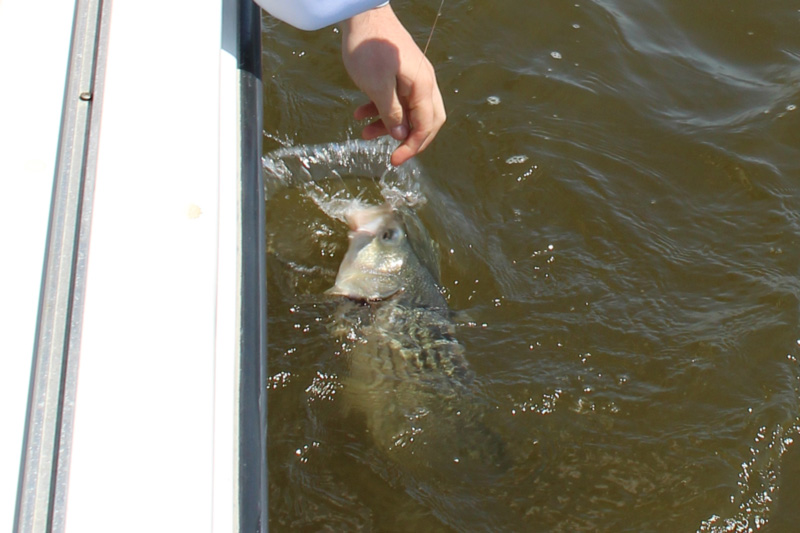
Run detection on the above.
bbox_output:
[343,2,394,37]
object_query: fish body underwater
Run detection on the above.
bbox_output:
[328,204,508,479]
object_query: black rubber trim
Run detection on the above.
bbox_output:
[238,72,267,533]
[236,1,267,531]
[238,0,263,78]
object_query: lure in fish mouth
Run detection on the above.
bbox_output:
[326,204,446,309]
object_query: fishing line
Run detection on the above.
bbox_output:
[422,0,446,56]
[413,0,446,82]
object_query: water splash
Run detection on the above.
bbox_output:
[263,138,488,292]
[263,138,427,222]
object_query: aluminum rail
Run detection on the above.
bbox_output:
[15,1,108,530]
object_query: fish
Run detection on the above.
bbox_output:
[327,204,508,476]
[328,205,445,305]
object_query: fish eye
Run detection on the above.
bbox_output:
[381,228,397,241]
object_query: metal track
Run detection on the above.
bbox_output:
[14,0,109,531]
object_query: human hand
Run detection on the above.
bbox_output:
[341,4,446,166]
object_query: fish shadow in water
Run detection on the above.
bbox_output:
[332,300,512,473]
[322,203,536,531]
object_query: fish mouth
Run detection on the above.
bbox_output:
[327,203,402,302]
[326,221,403,301]
[325,278,402,303]
[325,291,401,305]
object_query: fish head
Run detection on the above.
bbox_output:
[327,204,415,302]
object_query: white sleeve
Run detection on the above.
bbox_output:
[255,0,390,31]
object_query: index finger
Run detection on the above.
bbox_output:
[391,85,445,166]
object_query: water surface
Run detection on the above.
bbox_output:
[262,1,800,530]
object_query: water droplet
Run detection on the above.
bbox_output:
[486,95,501,105]
[787,104,796,111]
[505,154,529,164]
[550,51,563,60]
[572,23,581,29]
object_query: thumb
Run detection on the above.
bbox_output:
[371,84,409,141]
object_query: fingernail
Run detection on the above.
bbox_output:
[391,125,409,140]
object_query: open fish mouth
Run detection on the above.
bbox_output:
[326,203,408,302]
[325,276,402,303]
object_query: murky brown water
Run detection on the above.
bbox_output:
[261,1,800,531]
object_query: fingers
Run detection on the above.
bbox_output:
[354,103,389,139]
[355,101,407,143]
[355,95,410,141]
[354,71,446,166]
[342,5,446,166]
[362,119,389,139]
[390,71,446,166]
[354,101,379,121]
[367,79,410,141]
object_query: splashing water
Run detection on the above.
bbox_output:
[262,138,460,302]
[263,138,428,221]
